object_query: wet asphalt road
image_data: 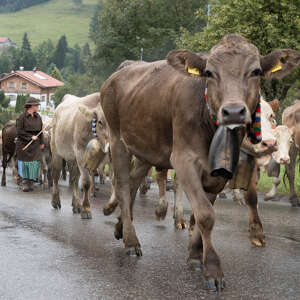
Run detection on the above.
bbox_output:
[0,172,299,300]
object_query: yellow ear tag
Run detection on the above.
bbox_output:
[271,62,283,73]
[187,67,200,75]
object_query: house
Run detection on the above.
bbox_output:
[0,37,16,48]
[0,69,64,109]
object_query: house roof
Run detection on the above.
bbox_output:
[0,37,9,43]
[0,70,64,88]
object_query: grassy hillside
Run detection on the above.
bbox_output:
[0,0,99,47]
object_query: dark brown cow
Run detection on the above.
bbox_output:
[1,121,19,186]
[100,34,300,291]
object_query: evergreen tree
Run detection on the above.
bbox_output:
[0,90,10,109]
[50,66,63,81]
[19,33,36,70]
[52,35,68,69]
[15,94,28,113]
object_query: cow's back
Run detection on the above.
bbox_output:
[101,60,208,168]
[52,93,99,160]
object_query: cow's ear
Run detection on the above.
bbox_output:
[268,99,280,114]
[260,49,300,79]
[167,50,207,77]
[78,104,96,121]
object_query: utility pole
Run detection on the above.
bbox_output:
[140,48,143,61]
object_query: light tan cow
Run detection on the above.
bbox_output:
[51,93,109,219]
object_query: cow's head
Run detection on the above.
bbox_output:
[78,102,110,154]
[167,34,300,128]
[272,125,293,164]
[254,99,278,166]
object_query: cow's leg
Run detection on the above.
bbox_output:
[114,157,152,252]
[103,173,118,215]
[51,154,62,209]
[12,155,18,182]
[90,172,96,198]
[155,169,168,220]
[68,160,81,214]
[173,175,187,229]
[62,159,67,181]
[285,144,299,206]
[233,189,245,205]
[111,137,151,255]
[78,165,92,219]
[1,152,7,186]
[244,164,265,247]
[42,155,49,190]
[172,153,224,291]
[264,175,281,201]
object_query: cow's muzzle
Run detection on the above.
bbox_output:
[221,104,249,125]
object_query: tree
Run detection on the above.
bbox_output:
[19,33,36,70]
[15,94,28,113]
[50,66,63,81]
[52,35,68,69]
[177,0,300,102]
[90,0,207,77]
[0,90,10,109]
[34,39,55,72]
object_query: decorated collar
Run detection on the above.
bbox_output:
[92,119,98,138]
[204,84,262,144]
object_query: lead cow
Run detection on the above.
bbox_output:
[100,34,300,291]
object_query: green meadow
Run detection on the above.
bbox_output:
[0,0,98,47]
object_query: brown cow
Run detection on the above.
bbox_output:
[1,121,19,186]
[100,34,300,291]
[278,100,300,207]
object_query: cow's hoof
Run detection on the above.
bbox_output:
[114,228,123,240]
[103,202,118,216]
[126,247,142,257]
[155,201,168,220]
[72,206,81,214]
[51,200,61,209]
[174,218,187,230]
[204,278,225,292]
[1,181,6,187]
[81,211,92,219]
[188,259,203,271]
[249,224,266,247]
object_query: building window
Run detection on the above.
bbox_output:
[9,95,16,100]
[41,95,46,102]
[9,82,15,88]
[22,82,27,89]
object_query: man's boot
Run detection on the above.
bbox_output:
[22,179,30,192]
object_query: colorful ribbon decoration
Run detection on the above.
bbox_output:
[204,84,262,144]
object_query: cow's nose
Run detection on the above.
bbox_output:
[221,105,247,124]
[280,157,290,164]
[262,139,277,148]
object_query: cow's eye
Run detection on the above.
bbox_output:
[204,70,213,78]
[98,120,103,127]
[251,68,262,77]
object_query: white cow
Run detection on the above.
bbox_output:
[51,93,109,219]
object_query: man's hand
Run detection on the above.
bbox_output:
[32,135,38,141]
[40,144,45,150]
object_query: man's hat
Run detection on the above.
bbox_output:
[24,97,40,107]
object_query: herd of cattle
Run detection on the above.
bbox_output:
[1,34,300,292]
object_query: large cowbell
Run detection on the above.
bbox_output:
[208,126,244,179]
